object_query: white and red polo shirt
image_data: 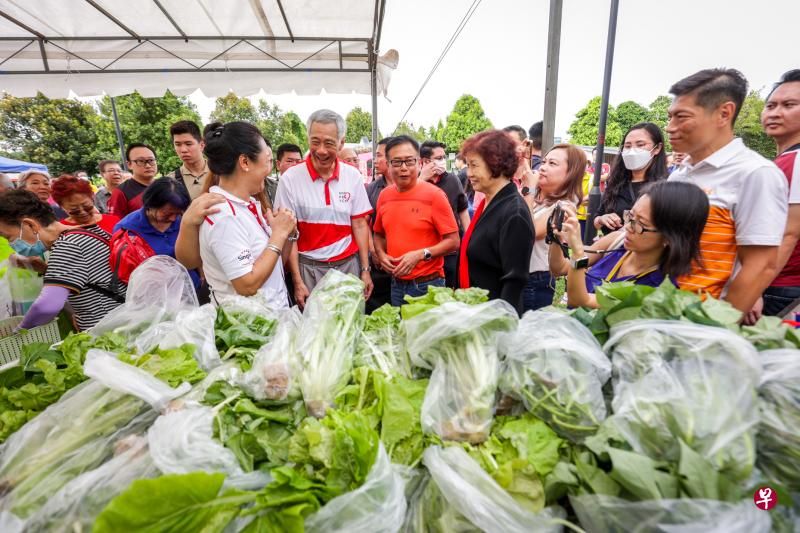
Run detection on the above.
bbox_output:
[274,158,372,262]
[771,143,800,287]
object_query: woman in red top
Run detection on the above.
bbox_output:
[52,175,120,234]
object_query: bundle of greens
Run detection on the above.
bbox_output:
[499,311,611,442]
[0,331,127,443]
[405,299,518,443]
[297,270,365,418]
[400,286,489,320]
[214,302,279,370]
[757,349,800,491]
[604,320,761,483]
[355,304,410,378]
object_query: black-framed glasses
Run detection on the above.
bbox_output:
[389,158,418,168]
[623,210,659,235]
[131,158,157,167]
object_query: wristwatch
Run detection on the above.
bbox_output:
[521,186,531,197]
[570,255,590,270]
[422,248,432,261]
[360,265,372,273]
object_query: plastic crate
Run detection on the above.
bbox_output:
[0,316,62,367]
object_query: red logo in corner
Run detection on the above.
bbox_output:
[753,487,777,510]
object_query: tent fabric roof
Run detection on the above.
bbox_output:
[0,0,390,98]
[0,155,48,173]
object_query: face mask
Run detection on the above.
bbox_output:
[434,159,447,172]
[10,225,47,258]
[621,147,654,171]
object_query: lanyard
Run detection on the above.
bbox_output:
[604,251,659,282]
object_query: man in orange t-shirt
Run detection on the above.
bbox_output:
[373,135,460,306]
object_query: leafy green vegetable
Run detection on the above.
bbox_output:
[355,304,410,377]
[400,286,488,320]
[119,343,206,387]
[215,306,278,370]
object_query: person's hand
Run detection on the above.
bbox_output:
[294,280,310,310]
[361,270,374,300]
[267,207,297,239]
[377,251,396,273]
[554,212,584,256]
[10,254,47,274]
[743,297,763,325]
[419,162,438,182]
[182,193,225,225]
[595,213,622,230]
[392,250,423,277]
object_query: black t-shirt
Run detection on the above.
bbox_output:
[433,172,468,230]
[598,180,652,221]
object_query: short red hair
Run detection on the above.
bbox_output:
[51,174,94,204]
[460,130,519,178]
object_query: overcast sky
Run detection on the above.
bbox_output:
[188,0,799,141]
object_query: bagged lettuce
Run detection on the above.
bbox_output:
[356,304,410,378]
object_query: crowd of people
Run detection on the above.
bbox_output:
[1,66,799,332]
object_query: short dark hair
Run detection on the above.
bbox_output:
[169,120,202,142]
[126,143,156,162]
[0,189,57,226]
[377,137,392,147]
[98,159,120,173]
[385,135,420,159]
[276,143,302,161]
[767,69,800,100]
[460,130,519,179]
[669,68,748,125]
[142,177,191,211]
[528,121,543,150]
[420,140,446,159]
[502,125,527,141]
[203,121,267,177]
[643,180,709,280]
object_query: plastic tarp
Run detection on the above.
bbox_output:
[0,155,48,173]
[0,0,396,98]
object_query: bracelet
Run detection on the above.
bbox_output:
[266,244,282,257]
[287,229,299,242]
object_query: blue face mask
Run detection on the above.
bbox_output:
[10,225,47,258]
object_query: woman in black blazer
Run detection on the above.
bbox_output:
[458,130,534,314]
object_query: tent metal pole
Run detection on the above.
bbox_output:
[370,59,378,173]
[110,97,127,171]
[583,0,619,245]
[542,0,562,154]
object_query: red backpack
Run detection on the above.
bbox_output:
[109,228,156,284]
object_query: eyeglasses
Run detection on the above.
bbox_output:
[623,210,659,235]
[131,159,157,167]
[389,158,418,168]
[67,204,95,216]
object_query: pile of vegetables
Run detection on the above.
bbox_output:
[0,271,798,532]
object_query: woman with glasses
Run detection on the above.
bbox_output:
[108,143,158,218]
[594,122,668,233]
[52,175,120,234]
[549,180,708,308]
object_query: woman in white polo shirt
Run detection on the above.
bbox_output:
[198,121,296,307]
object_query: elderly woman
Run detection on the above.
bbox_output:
[0,190,125,331]
[17,170,67,219]
[113,177,200,287]
[458,130,534,313]
[52,174,120,234]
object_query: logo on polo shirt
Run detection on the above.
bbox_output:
[338,191,352,203]
[237,249,253,264]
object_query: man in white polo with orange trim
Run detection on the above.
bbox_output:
[274,109,374,308]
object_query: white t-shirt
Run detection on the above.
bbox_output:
[529,204,556,273]
[199,186,289,308]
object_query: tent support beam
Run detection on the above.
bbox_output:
[152,0,187,40]
[0,67,371,75]
[275,0,294,42]
[83,0,140,40]
[0,40,33,67]
[110,97,127,172]
[542,0,562,154]
[0,10,45,39]
[583,0,620,245]
[38,38,49,71]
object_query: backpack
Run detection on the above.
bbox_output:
[109,228,156,284]
[62,229,131,303]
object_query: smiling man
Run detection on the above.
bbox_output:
[274,109,374,307]
[666,68,788,316]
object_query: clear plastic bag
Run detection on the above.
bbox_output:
[21,435,159,533]
[147,406,271,490]
[499,311,611,442]
[305,443,407,533]
[422,446,565,533]
[135,304,220,371]
[83,349,192,411]
[355,303,410,378]
[238,307,302,401]
[0,260,13,320]
[404,300,517,443]
[400,469,480,533]
[570,494,771,533]
[757,349,800,491]
[604,320,761,482]
[297,270,365,418]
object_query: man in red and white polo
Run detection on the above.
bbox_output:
[274,109,374,308]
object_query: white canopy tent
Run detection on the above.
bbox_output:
[0,0,395,160]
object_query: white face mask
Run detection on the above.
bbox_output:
[621,147,655,171]
[434,159,447,172]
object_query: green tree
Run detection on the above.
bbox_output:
[616,100,651,134]
[441,94,493,152]
[210,93,258,124]
[567,96,623,147]
[427,120,446,143]
[0,93,107,175]
[648,95,672,151]
[735,90,775,159]
[96,91,201,173]
[345,107,375,143]
[256,101,308,152]
[393,121,427,142]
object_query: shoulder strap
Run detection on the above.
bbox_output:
[63,228,111,246]
[63,229,125,303]
[174,167,183,180]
